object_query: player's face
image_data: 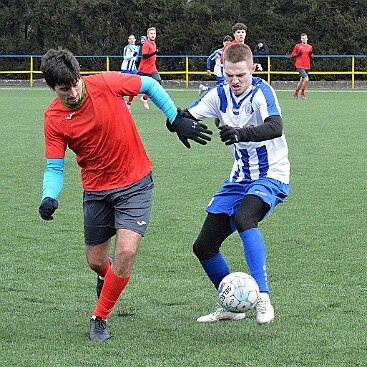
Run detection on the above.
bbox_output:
[224,60,253,96]
[148,30,156,41]
[128,36,136,44]
[53,79,82,106]
[301,35,308,44]
[233,29,246,43]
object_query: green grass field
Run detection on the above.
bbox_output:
[0,87,366,367]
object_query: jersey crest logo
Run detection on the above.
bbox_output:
[244,102,253,114]
[66,112,76,120]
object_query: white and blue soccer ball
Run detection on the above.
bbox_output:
[218,272,260,313]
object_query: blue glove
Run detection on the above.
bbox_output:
[39,197,58,220]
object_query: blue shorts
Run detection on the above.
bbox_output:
[297,68,309,78]
[207,178,290,220]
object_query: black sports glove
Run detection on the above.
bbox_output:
[219,125,243,145]
[39,197,58,220]
[309,50,313,56]
[133,51,138,57]
[297,50,303,56]
[166,110,212,148]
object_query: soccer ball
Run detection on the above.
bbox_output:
[218,272,259,313]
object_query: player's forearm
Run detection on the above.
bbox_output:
[139,76,177,122]
[239,115,283,142]
[41,158,64,200]
[142,51,158,59]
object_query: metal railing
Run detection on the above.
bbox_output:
[0,54,366,88]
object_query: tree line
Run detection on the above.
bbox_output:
[1,0,366,78]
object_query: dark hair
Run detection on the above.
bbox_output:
[232,23,248,33]
[223,43,253,64]
[223,35,233,43]
[40,48,80,88]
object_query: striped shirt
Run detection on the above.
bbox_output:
[188,77,290,184]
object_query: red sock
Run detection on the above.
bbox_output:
[143,94,148,100]
[127,95,134,104]
[301,89,305,95]
[93,267,130,320]
[97,258,111,278]
[294,89,299,95]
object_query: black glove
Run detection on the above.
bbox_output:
[133,51,137,57]
[166,111,212,148]
[309,50,313,56]
[219,125,242,145]
[39,197,58,220]
[155,49,160,54]
[297,50,303,56]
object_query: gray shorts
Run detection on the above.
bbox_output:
[83,173,154,245]
[297,68,309,78]
[137,71,162,84]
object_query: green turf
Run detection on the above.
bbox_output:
[0,87,366,367]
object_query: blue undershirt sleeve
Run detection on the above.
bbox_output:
[139,76,178,123]
[41,158,65,201]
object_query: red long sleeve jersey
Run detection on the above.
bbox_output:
[291,43,313,69]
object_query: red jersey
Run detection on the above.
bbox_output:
[138,39,157,74]
[44,72,152,191]
[220,39,239,64]
[291,43,313,69]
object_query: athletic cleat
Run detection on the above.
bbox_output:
[197,307,246,322]
[140,96,149,110]
[96,256,113,299]
[293,93,299,99]
[256,293,275,324]
[90,317,110,341]
[301,94,307,100]
[198,84,207,96]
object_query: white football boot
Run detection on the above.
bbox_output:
[256,293,275,324]
[198,84,207,96]
[197,307,246,322]
[139,96,150,110]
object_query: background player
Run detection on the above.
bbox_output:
[220,22,262,71]
[198,35,232,95]
[121,34,139,109]
[291,33,314,99]
[137,27,161,110]
[172,43,290,324]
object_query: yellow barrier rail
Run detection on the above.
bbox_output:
[0,54,366,88]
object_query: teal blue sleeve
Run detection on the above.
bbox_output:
[140,76,178,123]
[41,158,64,201]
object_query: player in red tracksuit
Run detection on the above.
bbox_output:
[137,27,161,110]
[291,33,314,100]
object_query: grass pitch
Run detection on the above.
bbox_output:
[0,87,366,367]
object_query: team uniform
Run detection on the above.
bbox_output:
[121,43,139,74]
[291,42,313,76]
[43,72,176,241]
[137,39,161,83]
[188,77,290,323]
[207,47,226,84]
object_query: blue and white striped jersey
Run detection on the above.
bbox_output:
[121,44,138,73]
[188,77,290,184]
[206,48,224,78]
